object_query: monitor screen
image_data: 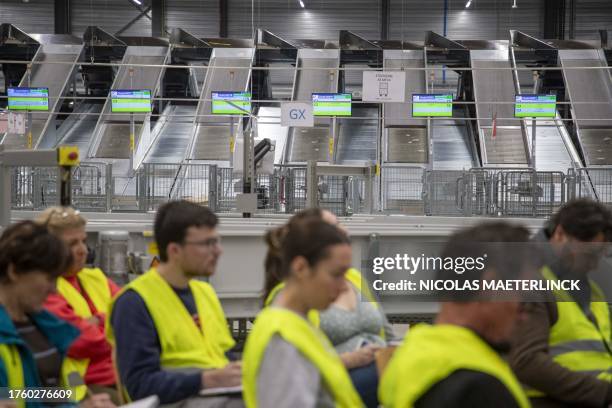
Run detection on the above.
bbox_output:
[8,87,49,111]
[412,94,453,117]
[312,93,352,117]
[211,92,252,115]
[111,89,152,113]
[515,94,557,118]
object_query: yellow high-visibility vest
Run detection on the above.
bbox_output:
[242,307,363,408]
[380,324,531,408]
[526,267,612,397]
[0,343,25,408]
[0,342,85,406]
[264,268,385,338]
[106,268,235,397]
[56,267,113,401]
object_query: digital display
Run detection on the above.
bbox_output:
[312,93,352,117]
[515,94,557,118]
[412,94,453,117]
[111,89,152,113]
[8,87,49,111]
[211,92,252,115]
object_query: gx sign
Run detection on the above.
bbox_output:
[281,102,314,127]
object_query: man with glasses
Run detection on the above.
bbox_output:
[108,200,241,406]
[509,199,612,408]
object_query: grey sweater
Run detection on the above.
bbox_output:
[256,334,334,408]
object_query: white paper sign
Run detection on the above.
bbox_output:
[362,71,406,103]
[281,102,314,127]
[8,112,25,135]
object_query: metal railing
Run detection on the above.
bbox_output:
[10,163,110,212]
[9,163,612,219]
[381,166,425,215]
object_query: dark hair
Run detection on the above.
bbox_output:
[549,199,612,241]
[0,220,69,282]
[154,200,219,262]
[282,217,349,274]
[262,208,333,303]
[263,226,287,303]
[437,222,532,301]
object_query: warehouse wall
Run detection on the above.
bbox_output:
[571,0,612,40]
[165,0,219,37]
[0,0,54,34]
[71,0,152,37]
[389,0,543,41]
[0,0,609,42]
[227,0,382,40]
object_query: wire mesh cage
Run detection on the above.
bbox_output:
[381,166,425,215]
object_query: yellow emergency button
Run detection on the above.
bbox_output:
[58,146,80,166]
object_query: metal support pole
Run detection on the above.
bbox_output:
[0,163,11,227]
[129,113,135,176]
[58,166,72,206]
[532,118,537,170]
[427,117,433,170]
[229,117,235,168]
[105,163,113,212]
[329,118,336,164]
[306,160,318,209]
[27,112,32,149]
[208,165,218,212]
[242,124,254,218]
[365,166,374,214]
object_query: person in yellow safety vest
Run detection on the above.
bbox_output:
[36,207,121,404]
[0,221,114,408]
[380,222,534,408]
[509,199,612,408]
[243,214,363,408]
[261,208,396,407]
[107,200,242,407]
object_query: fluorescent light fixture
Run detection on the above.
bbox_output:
[299,0,305,8]
[465,0,472,7]
[132,0,142,5]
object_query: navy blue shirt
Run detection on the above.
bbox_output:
[111,287,202,404]
[415,369,519,408]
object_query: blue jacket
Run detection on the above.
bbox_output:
[0,305,80,407]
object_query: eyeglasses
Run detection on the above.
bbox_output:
[182,237,221,248]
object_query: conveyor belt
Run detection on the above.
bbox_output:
[185,48,254,162]
[2,43,84,149]
[144,105,197,163]
[560,49,612,166]
[52,103,102,153]
[471,50,528,165]
[284,49,339,163]
[88,47,169,160]
[383,50,429,164]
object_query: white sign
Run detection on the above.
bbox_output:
[281,102,314,127]
[362,71,406,103]
[8,112,25,135]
